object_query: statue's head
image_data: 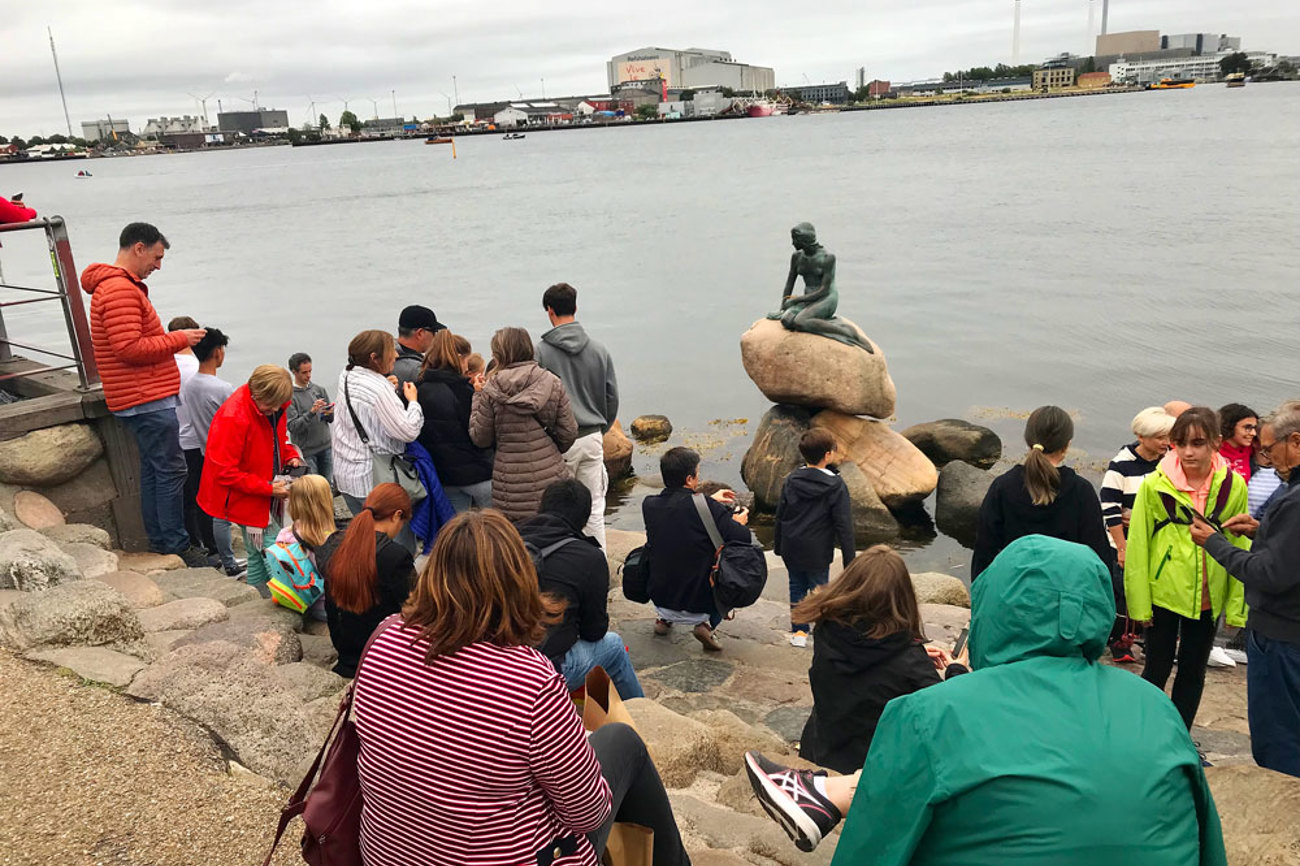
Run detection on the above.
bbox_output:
[790,222,817,248]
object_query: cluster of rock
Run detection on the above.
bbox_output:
[0,422,122,542]
[740,319,995,538]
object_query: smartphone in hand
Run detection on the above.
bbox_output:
[1188,508,1222,532]
[953,627,970,658]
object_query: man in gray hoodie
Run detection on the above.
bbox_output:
[537,282,618,549]
[286,352,334,481]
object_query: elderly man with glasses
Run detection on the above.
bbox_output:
[1192,400,1300,777]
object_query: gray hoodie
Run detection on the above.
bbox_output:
[287,382,332,456]
[536,321,619,435]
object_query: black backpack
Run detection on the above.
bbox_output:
[691,493,768,615]
[1151,472,1238,535]
[525,536,581,575]
[621,545,651,604]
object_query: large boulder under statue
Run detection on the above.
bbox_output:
[740,318,896,419]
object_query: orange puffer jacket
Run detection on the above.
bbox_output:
[81,263,188,412]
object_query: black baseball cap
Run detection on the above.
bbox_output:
[398,305,445,332]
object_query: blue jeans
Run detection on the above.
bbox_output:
[788,567,830,632]
[120,408,190,554]
[212,518,237,571]
[1247,628,1300,777]
[560,632,645,699]
[444,479,493,512]
[304,447,333,483]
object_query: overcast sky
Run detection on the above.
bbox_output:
[2,0,1295,136]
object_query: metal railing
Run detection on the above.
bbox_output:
[0,217,99,389]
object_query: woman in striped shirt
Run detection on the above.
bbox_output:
[332,329,424,515]
[352,509,691,866]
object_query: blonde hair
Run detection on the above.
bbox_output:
[287,475,336,548]
[248,365,292,407]
[1131,407,1175,439]
[466,353,485,375]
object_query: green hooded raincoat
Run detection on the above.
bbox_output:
[830,535,1227,866]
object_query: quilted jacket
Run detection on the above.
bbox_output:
[469,361,577,523]
[80,263,187,412]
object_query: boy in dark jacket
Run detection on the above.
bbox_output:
[774,429,855,647]
[519,480,643,698]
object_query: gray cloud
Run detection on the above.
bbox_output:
[2,0,1294,136]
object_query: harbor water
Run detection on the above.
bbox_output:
[2,83,1297,573]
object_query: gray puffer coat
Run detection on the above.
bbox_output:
[469,361,577,523]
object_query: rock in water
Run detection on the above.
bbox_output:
[837,461,900,537]
[630,415,673,443]
[740,405,813,511]
[901,419,1002,469]
[0,423,103,487]
[934,460,996,546]
[0,529,83,591]
[911,573,971,607]
[811,411,938,508]
[603,420,634,479]
[740,318,896,419]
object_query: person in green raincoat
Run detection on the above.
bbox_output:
[744,534,1227,865]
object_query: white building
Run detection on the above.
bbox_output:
[141,115,206,139]
[81,118,130,141]
[608,46,774,93]
[1111,51,1275,84]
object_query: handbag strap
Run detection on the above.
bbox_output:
[692,493,725,551]
[260,614,402,866]
[342,371,372,447]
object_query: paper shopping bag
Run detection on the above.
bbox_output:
[601,822,653,866]
[581,666,637,733]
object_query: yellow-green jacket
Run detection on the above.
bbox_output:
[1125,462,1249,625]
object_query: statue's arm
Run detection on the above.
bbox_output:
[781,254,799,303]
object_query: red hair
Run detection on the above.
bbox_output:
[327,483,412,614]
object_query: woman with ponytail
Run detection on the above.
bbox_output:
[972,405,1112,578]
[316,482,415,677]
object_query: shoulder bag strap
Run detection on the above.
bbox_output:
[1209,471,1235,523]
[538,536,580,559]
[260,614,401,866]
[692,493,726,551]
[342,371,371,447]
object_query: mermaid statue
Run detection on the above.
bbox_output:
[766,222,873,353]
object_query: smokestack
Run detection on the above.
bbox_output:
[1101,0,1109,35]
[1013,0,1022,65]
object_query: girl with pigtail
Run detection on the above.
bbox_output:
[971,405,1114,578]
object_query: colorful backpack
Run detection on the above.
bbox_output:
[266,534,323,614]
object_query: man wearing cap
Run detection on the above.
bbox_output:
[392,305,445,386]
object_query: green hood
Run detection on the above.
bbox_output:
[970,534,1115,668]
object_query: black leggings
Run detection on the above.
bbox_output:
[183,448,216,553]
[587,723,690,866]
[1141,606,1216,730]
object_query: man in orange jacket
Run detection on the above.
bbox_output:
[81,223,208,564]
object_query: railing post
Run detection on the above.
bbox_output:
[45,217,99,390]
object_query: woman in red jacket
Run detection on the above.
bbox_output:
[199,365,302,595]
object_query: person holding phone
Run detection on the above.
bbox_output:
[1125,406,1249,736]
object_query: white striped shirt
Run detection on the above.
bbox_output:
[331,367,423,498]
[353,625,611,866]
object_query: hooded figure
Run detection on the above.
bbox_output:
[469,361,577,522]
[832,534,1227,866]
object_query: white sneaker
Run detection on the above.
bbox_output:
[789,631,808,648]
[1207,646,1237,668]
[1224,648,1248,665]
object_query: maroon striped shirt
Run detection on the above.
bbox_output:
[353,619,612,866]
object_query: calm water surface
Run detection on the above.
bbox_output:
[3,84,1297,572]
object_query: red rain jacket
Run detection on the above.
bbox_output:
[198,384,301,528]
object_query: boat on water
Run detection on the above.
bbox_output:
[502,132,526,140]
[747,100,776,117]
[425,136,453,145]
[1148,77,1195,90]
[1225,72,1246,88]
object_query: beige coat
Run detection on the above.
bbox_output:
[469,361,577,522]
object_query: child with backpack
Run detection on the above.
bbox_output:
[774,428,856,648]
[267,474,337,621]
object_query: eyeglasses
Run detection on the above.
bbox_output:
[1260,438,1284,454]
[1241,424,1259,433]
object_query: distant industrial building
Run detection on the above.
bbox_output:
[217,109,290,135]
[1096,30,1161,56]
[607,47,774,94]
[362,117,413,136]
[1111,51,1275,85]
[1034,54,1078,90]
[892,77,1031,97]
[494,103,572,128]
[867,80,892,98]
[81,118,130,141]
[141,116,206,139]
[1163,33,1241,54]
[781,82,852,104]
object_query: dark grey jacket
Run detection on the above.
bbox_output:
[286,382,332,456]
[536,322,618,435]
[1206,473,1300,644]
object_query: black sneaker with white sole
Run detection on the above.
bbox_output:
[744,751,842,852]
